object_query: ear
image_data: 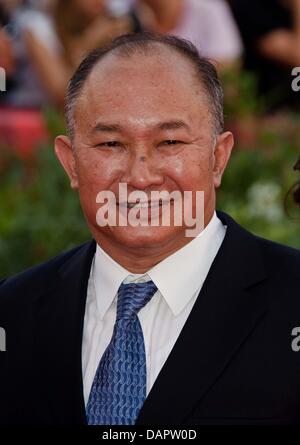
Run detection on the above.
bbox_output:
[212,131,234,189]
[55,135,79,189]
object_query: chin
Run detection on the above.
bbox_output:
[101,225,185,249]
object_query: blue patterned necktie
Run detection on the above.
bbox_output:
[86,280,158,425]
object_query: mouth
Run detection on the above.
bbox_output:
[118,201,168,209]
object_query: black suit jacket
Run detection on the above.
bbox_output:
[1,211,300,425]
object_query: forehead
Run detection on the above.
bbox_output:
[74,47,211,130]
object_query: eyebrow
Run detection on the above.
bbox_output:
[91,120,191,134]
[157,120,191,132]
[92,123,123,133]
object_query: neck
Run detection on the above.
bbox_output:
[95,234,193,274]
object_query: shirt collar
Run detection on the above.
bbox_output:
[147,211,226,315]
[92,245,130,319]
[92,211,226,318]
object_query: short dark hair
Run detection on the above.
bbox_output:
[66,32,224,139]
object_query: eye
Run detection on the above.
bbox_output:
[97,141,121,148]
[161,140,183,146]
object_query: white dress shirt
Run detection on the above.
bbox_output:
[82,212,226,405]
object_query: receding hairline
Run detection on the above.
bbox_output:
[76,42,206,102]
[66,33,224,140]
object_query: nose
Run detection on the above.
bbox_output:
[121,152,164,190]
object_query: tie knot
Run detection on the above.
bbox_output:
[116,280,158,320]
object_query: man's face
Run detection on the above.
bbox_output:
[56,48,233,252]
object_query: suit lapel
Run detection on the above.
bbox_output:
[32,241,96,424]
[136,211,269,425]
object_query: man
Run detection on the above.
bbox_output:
[0,33,300,426]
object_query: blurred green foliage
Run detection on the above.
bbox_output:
[0,147,89,279]
[218,142,300,248]
[222,69,265,118]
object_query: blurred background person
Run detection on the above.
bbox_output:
[135,0,243,69]
[229,0,300,111]
[0,0,20,85]
[0,0,61,109]
[29,0,144,107]
[0,0,142,154]
[293,156,300,208]
[1,0,141,109]
[0,24,14,81]
[0,0,62,155]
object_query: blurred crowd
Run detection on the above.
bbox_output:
[0,0,300,156]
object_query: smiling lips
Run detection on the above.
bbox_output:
[118,201,169,209]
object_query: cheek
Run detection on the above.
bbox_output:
[165,151,213,191]
[75,154,124,225]
[76,152,122,192]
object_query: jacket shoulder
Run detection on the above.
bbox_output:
[252,235,300,310]
[255,235,300,274]
[218,210,300,275]
[0,241,93,307]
